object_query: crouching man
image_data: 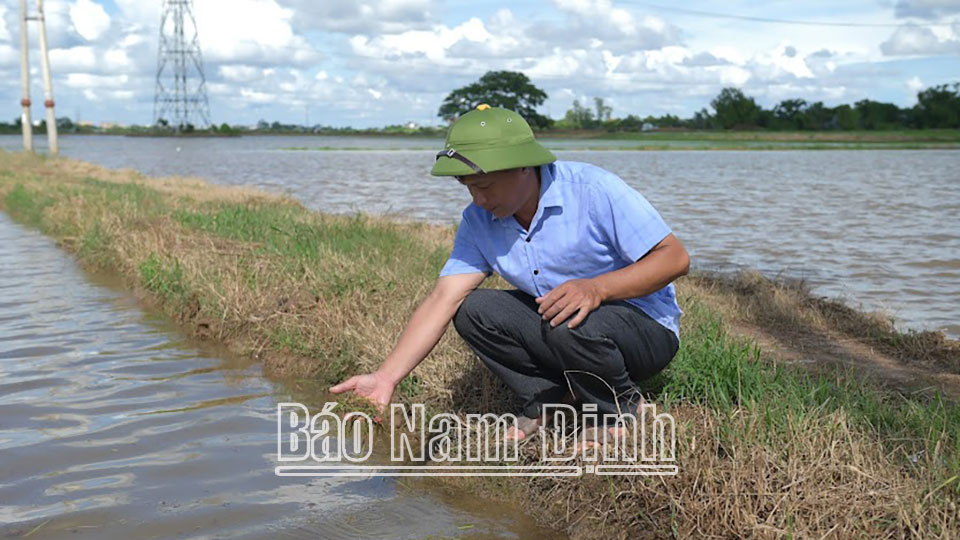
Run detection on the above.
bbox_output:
[331,104,689,441]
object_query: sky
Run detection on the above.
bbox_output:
[0,0,958,128]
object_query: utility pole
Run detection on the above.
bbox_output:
[18,0,59,155]
[37,0,60,156]
[36,0,58,155]
[19,0,32,152]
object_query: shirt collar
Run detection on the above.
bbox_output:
[492,163,562,223]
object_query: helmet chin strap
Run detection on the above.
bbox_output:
[436,148,485,175]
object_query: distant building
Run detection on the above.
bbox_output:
[405,121,418,129]
[641,122,657,132]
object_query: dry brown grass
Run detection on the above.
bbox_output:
[2,150,958,539]
[680,271,960,398]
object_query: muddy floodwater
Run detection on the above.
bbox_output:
[2,134,957,339]
[0,212,561,539]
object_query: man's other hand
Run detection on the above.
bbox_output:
[535,278,604,329]
[329,371,396,415]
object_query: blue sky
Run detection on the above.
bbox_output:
[0,0,958,127]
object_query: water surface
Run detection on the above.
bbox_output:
[3,134,957,338]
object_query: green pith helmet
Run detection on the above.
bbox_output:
[431,104,556,177]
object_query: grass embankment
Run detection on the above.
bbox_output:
[1,151,958,538]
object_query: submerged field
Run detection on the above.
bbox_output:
[1,150,958,538]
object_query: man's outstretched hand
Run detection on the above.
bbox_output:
[329,371,396,415]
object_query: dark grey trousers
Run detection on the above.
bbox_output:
[452,288,679,419]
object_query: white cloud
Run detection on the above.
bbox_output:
[894,0,960,20]
[754,43,815,79]
[0,5,10,42]
[0,43,15,66]
[281,0,437,34]
[69,0,111,41]
[906,75,925,103]
[192,0,319,64]
[118,33,146,48]
[64,73,130,88]
[239,87,275,103]
[535,0,681,54]
[907,75,925,93]
[103,48,134,71]
[218,64,262,83]
[880,24,960,55]
[49,46,98,70]
[112,0,160,31]
[351,17,495,61]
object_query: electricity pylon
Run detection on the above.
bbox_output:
[153,0,210,131]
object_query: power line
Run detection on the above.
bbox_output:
[625,2,959,28]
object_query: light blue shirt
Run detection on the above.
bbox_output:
[440,160,683,339]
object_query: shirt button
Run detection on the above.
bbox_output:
[533,270,539,275]
[525,237,531,242]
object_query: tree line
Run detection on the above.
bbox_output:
[439,71,960,131]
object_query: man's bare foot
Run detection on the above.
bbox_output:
[505,415,543,440]
[573,397,647,452]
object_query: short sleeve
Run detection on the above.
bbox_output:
[439,210,493,277]
[590,175,672,263]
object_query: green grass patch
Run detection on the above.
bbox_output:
[81,177,168,215]
[139,253,190,307]
[4,184,55,229]
[655,295,960,494]
[77,222,115,268]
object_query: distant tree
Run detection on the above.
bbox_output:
[691,108,713,129]
[804,101,834,130]
[854,99,903,130]
[56,116,74,131]
[564,100,595,129]
[773,98,808,129]
[594,97,612,123]
[654,114,683,128]
[438,70,552,129]
[833,104,858,130]
[617,114,644,131]
[710,87,761,129]
[914,83,960,128]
